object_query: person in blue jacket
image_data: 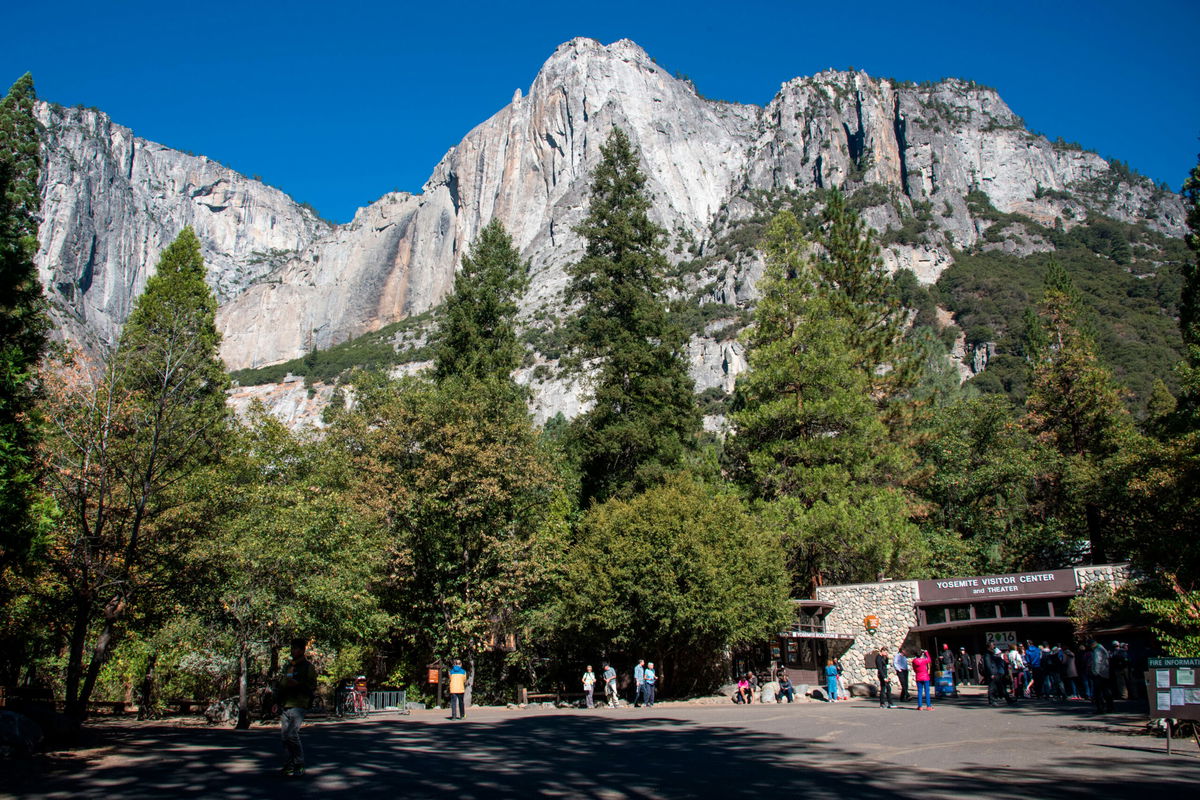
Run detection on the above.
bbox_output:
[824,660,839,703]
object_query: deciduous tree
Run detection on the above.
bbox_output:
[554,473,789,695]
[342,374,569,700]
[41,228,230,722]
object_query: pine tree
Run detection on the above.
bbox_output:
[565,128,700,503]
[816,189,910,389]
[728,211,924,593]
[1179,155,1200,422]
[1024,266,1139,564]
[433,219,529,385]
[0,73,49,571]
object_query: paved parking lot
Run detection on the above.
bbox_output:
[4,692,1198,799]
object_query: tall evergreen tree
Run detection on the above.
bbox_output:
[1024,264,1139,564]
[433,219,529,385]
[728,211,924,593]
[0,73,49,572]
[41,227,230,722]
[1179,154,1200,422]
[816,189,911,391]
[565,128,700,504]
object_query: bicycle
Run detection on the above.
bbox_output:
[337,687,372,718]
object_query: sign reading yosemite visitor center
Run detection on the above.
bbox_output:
[917,569,1077,602]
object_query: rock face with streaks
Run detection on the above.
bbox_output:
[34,38,1187,423]
[35,103,330,353]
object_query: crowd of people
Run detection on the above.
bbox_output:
[868,638,1142,713]
[582,659,660,708]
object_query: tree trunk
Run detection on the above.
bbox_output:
[236,646,250,730]
[1086,503,1107,564]
[63,599,91,718]
[72,611,120,727]
[137,651,158,720]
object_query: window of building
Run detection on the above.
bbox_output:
[974,603,997,619]
[946,605,972,622]
[1000,601,1023,618]
[1026,600,1052,617]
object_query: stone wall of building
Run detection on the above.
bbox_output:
[815,580,919,688]
[1074,563,1131,590]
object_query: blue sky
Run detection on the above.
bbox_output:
[4,1,1197,223]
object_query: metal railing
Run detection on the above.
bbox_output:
[368,690,408,712]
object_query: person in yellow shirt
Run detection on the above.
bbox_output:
[448,659,468,719]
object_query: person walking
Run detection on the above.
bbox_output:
[1089,639,1115,713]
[275,637,318,777]
[824,660,839,703]
[602,662,619,708]
[875,647,894,708]
[448,659,468,719]
[582,665,596,709]
[643,662,658,707]
[912,648,933,710]
[633,659,646,707]
[893,648,910,702]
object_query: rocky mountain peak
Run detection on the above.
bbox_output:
[31,39,1188,425]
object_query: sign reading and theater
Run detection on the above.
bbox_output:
[917,569,1077,603]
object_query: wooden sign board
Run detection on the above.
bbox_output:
[1147,657,1200,722]
[1147,657,1200,755]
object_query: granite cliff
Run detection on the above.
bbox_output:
[33,38,1187,422]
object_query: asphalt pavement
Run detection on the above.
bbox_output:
[3,689,1197,799]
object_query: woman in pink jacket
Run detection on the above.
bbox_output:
[911,649,933,710]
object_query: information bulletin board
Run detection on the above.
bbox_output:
[1147,657,1200,721]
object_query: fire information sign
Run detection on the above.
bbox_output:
[1146,657,1200,754]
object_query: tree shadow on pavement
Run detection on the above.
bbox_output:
[3,708,1198,800]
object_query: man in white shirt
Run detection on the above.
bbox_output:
[893,649,910,702]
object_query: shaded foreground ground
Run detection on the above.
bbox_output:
[3,691,1198,799]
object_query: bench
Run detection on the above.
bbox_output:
[519,689,587,705]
